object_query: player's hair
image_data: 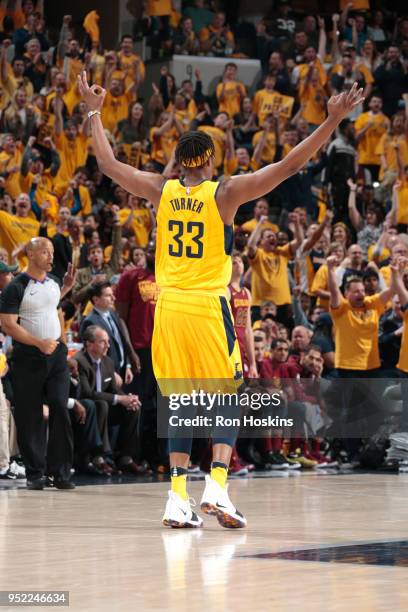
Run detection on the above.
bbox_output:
[175,131,215,169]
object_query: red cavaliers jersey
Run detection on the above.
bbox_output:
[116,267,159,349]
[229,284,250,373]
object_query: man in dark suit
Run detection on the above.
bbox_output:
[79,281,140,381]
[74,325,142,473]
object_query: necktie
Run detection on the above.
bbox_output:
[94,361,102,392]
[106,313,125,368]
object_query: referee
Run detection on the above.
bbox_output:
[0,238,76,490]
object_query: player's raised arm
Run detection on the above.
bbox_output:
[216,83,364,224]
[77,71,164,207]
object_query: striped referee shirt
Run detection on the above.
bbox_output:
[0,273,62,343]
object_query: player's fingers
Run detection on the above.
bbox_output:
[77,74,84,95]
[81,70,90,90]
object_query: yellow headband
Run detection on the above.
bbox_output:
[182,148,213,168]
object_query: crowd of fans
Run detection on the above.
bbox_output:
[1,0,408,480]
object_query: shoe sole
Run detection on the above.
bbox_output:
[200,502,246,529]
[162,518,202,529]
[215,509,246,529]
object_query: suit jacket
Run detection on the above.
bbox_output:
[79,308,128,373]
[72,225,122,307]
[74,349,118,404]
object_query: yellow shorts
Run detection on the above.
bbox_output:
[152,289,243,394]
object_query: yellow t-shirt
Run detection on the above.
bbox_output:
[252,130,276,164]
[145,0,172,16]
[156,179,231,291]
[101,91,135,134]
[330,294,385,370]
[216,81,246,118]
[252,89,294,127]
[331,62,374,86]
[397,309,408,373]
[55,132,89,187]
[64,85,82,115]
[299,82,326,125]
[54,183,92,217]
[66,57,84,90]
[19,171,59,224]
[354,112,389,165]
[118,207,152,248]
[249,245,291,306]
[0,75,15,110]
[241,218,278,234]
[0,211,39,265]
[310,263,332,310]
[395,179,408,225]
[117,52,145,89]
[0,148,22,199]
[174,108,191,132]
[150,126,179,166]
[298,59,327,86]
[376,134,408,181]
[198,126,226,169]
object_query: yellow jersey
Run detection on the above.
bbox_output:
[354,112,389,165]
[155,179,232,292]
[249,245,292,306]
[330,294,385,370]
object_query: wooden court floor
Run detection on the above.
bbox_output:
[1,473,408,612]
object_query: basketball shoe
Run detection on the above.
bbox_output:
[200,474,247,528]
[162,491,203,528]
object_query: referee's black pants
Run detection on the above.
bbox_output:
[11,342,73,481]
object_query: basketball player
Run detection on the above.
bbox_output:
[78,71,364,529]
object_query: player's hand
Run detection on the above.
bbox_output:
[37,338,59,355]
[77,70,106,112]
[258,215,268,224]
[347,177,357,190]
[327,82,364,122]
[393,180,402,192]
